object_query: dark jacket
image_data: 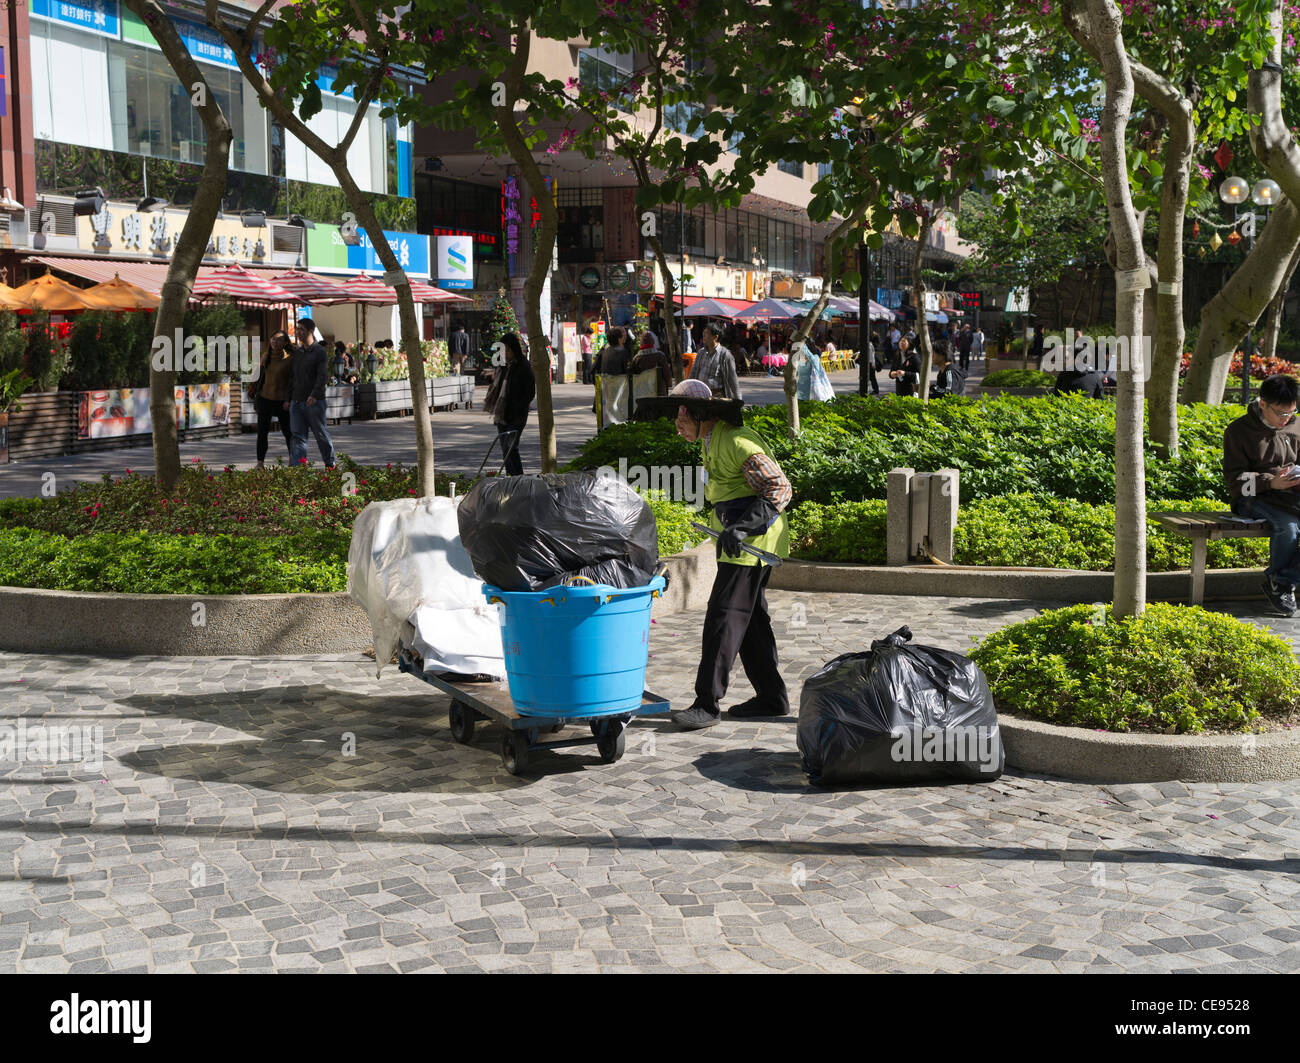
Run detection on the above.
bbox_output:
[596,343,630,377]
[631,348,673,395]
[492,356,536,426]
[1053,370,1104,399]
[894,351,921,396]
[930,365,965,397]
[451,330,470,357]
[1224,400,1300,507]
[290,342,329,402]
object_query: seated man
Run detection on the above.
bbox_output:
[1225,373,1300,615]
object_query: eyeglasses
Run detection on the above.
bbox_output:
[1264,402,1297,417]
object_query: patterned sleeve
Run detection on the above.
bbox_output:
[741,452,792,511]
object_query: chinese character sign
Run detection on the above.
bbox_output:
[501,176,522,261]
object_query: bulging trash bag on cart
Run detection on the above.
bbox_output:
[348,497,505,679]
[797,625,1004,786]
[456,472,658,592]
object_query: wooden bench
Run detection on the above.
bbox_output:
[1150,511,1270,605]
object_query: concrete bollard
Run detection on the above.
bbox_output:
[886,467,913,566]
[928,468,959,563]
[909,472,932,561]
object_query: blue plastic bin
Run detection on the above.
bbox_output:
[483,575,666,717]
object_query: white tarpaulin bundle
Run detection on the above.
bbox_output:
[348,497,505,678]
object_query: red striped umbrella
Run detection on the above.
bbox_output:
[269,270,353,305]
[189,264,305,309]
[335,273,470,304]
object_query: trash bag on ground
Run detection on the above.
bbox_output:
[457,472,659,591]
[797,625,1004,785]
[348,497,505,679]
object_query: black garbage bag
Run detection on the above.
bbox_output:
[457,472,659,591]
[797,625,1004,786]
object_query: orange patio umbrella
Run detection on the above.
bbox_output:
[0,283,24,311]
[82,273,161,311]
[8,271,110,312]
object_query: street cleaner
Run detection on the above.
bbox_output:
[639,379,793,730]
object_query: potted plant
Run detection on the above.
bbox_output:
[0,368,33,464]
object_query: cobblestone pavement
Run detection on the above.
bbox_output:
[2,590,1297,973]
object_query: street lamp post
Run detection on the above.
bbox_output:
[1220,176,1282,405]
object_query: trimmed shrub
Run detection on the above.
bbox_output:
[969,603,1300,733]
[980,369,1054,387]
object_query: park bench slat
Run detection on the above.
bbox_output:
[1149,511,1269,606]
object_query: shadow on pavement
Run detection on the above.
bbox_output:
[102,684,600,793]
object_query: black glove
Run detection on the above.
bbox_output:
[715,497,779,558]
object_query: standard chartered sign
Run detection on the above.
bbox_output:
[436,235,473,289]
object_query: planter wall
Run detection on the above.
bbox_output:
[240,385,354,429]
[355,378,471,417]
[431,376,474,410]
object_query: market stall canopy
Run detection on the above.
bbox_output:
[189,264,304,309]
[734,298,800,322]
[679,297,742,319]
[82,274,161,311]
[333,273,472,305]
[8,271,111,312]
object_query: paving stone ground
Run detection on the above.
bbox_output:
[2,590,1298,973]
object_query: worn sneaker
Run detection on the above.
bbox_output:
[726,696,791,719]
[1262,576,1297,616]
[670,704,721,730]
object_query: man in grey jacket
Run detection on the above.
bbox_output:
[289,317,336,468]
[688,323,742,401]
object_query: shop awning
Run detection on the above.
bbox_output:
[27,256,303,310]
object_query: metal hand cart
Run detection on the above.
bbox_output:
[396,646,671,775]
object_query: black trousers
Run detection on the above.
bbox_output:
[859,361,878,395]
[254,394,291,463]
[959,348,971,371]
[695,562,788,714]
[496,418,526,475]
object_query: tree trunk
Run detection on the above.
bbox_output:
[1260,241,1300,360]
[1089,0,1147,618]
[493,30,557,473]
[128,0,230,493]
[1183,198,1300,402]
[912,214,936,402]
[644,232,684,383]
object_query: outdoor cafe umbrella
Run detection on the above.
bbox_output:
[679,297,740,319]
[735,297,800,365]
[189,264,305,309]
[0,283,25,311]
[269,270,353,306]
[8,271,110,312]
[82,273,161,311]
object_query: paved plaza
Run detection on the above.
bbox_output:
[2,590,1297,973]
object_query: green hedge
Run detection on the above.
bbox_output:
[980,369,1055,387]
[787,494,1268,571]
[566,394,1240,507]
[969,603,1300,733]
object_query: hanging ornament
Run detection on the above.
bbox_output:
[1227,229,1242,245]
[1209,232,1223,251]
[1214,140,1234,172]
[1192,221,1200,238]
[1198,246,1207,257]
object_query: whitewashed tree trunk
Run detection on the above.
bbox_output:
[1088,0,1146,618]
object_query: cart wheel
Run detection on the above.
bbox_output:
[448,702,475,745]
[596,719,626,764]
[501,731,530,775]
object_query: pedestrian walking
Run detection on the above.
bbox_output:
[288,317,336,468]
[451,323,470,375]
[249,328,293,468]
[580,327,594,385]
[483,332,535,476]
[688,323,743,401]
[958,324,973,372]
[858,331,880,396]
[970,325,985,363]
[662,379,792,729]
[889,337,921,397]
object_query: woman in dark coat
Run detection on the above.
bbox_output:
[484,332,536,475]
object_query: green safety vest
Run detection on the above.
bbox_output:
[702,422,790,567]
